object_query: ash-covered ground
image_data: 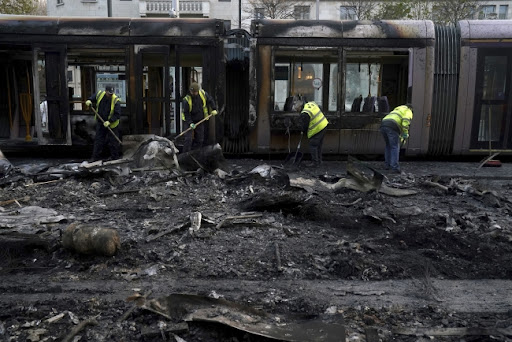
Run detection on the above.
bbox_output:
[1,152,512,342]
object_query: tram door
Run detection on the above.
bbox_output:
[135,46,205,136]
[471,49,512,150]
[176,48,205,135]
[38,47,70,144]
[136,46,171,136]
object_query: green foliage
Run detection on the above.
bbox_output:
[0,0,40,15]
[432,0,478,26]
[374,0,413,20]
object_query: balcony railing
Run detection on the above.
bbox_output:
[180,1,203,14]
[144,0,204,16]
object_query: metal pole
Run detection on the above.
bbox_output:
[239,0,242,28]
[107,0,112,17]
[316,0,319,20]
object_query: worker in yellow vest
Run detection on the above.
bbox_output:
[181,82,217,152]
[379,104,413,174]
[85,85,121,162]
[300,101,329,167]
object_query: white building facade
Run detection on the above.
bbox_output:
[47,0,511,29]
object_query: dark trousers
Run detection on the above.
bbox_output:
[309,128,326,164]
[379,125,400,171]
[183,122,205,153]
[92,123,120,161]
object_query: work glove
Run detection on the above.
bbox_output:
[85,100,92,107]
[211,110,218,116]
[103,121,110,128]
[190,123,196,129]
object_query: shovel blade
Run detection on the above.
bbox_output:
[284,151,303,166]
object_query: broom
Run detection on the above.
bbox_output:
[20,93,32,142]
[20,66,33,141]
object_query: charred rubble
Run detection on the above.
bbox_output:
[1,141,512,341]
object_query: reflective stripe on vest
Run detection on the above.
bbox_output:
[302,102,328,139]
[95,91,120,128]
[181,89,208,121]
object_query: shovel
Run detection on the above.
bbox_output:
[284,133,303,166]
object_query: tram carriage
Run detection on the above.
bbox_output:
[1,15,512,158]
[0,16,226,150]
[247,19,434,156]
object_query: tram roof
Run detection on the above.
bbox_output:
[459,20,512,40]
[0,15,225,38]
[251,20,435,40]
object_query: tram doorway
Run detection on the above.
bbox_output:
[471,48,512,150]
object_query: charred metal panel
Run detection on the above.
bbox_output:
[130,18,224,38]
[0,15,60,35]
[255,38,433,49]
[343,20,435,40]
[56,17,130,36]
[44,48,69,141]
[270,113,380,131]
[338,127,384,155]
[0,16,224,41]
[223,59,250,154]
[252,19,434,40]
[0,16,130,36]
[429,25,460,155]
[251,45,272,153]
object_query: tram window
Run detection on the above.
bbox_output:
[273,62,325,111]
[483,56,507,100]
[478,105,503,142]
[345,63,380,112]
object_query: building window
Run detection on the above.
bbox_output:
[57,0,63,5]
[219,0,231,2]
[340,6,357,20]
[294,6,310,20]
[499,5,508,19]
[479,5,497,19]
[255,8,265,19]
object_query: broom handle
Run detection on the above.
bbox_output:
[89,106,123,145]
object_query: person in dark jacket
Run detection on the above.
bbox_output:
[379,104,414,173]
[181,82,217,153]
[300,101,329,167]
[85,85,121,162]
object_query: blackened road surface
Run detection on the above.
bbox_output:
[2,276,512,314]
